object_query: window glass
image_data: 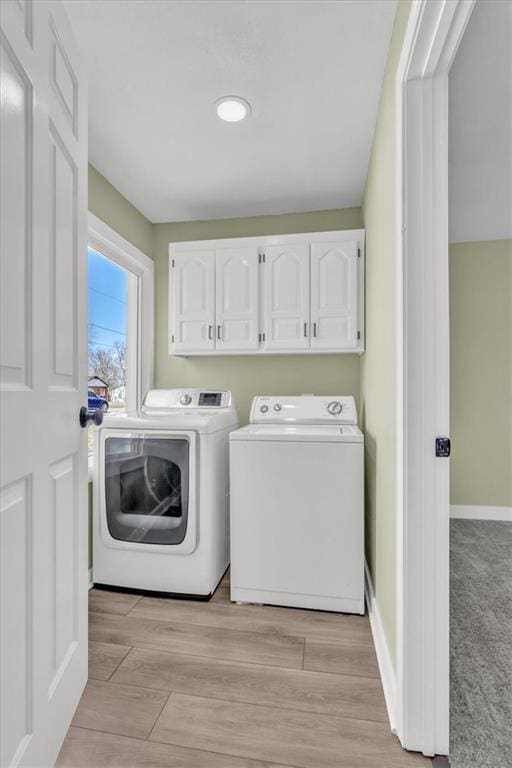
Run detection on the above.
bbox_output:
[88,247,128,453]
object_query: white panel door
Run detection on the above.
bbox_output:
[215,247,259,351]
[0,2,88,766]
[172,250,215,353]
[310,241,359,350]
[264,245,310,350]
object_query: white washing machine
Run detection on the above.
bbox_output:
[93,389,238,597]
[230,395,364,613]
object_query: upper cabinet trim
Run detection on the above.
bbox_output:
[169,229,365,253]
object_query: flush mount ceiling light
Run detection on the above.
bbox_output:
[215,96,251,122]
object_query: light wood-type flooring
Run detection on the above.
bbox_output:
[57,570,431,768]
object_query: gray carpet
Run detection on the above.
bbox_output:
[450,519,512,768]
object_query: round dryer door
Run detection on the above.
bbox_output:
[104,434,189,545]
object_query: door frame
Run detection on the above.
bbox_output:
[395,0,475,756]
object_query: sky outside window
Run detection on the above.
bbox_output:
[88,247,127,405]
[88,247,127,349]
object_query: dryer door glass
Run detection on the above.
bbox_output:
[104,435,189,545]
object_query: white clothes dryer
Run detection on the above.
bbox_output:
[230,395,364,613]
[93,389,238,597]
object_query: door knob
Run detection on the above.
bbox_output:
[79,406,104,428]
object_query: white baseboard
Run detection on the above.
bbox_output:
[450,505,512,522]
[88,568,94,590]
[364,561,397,733]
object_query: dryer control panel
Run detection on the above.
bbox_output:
[143,389,232,411]
[250,395,358,425]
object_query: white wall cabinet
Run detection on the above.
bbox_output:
[172,250,215,353]
[170,229,364,356]
[216,248,260,351]
[264,244,310,350]
[311,240,360,350]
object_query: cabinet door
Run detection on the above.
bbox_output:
[264,245,310,350]
[311,241,359,350]
[215,247,259,351]
[172,250,215,352]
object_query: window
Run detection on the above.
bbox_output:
[88,248,128,412]
[87,214,154,460]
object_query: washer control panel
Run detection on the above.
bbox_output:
[250,395,357,425]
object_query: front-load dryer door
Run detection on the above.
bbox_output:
[99,429,197,554]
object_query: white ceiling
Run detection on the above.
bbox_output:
[449,0,511,243]
[64,0,397,223]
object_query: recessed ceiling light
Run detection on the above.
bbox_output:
[215,96,251,122]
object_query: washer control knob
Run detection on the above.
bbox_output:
[260,405,269,413]
[327,400,343,415]
[180,394,192,405]
[273,403,282,412]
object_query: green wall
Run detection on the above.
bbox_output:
[88,164,153,257]
[153,208,363,424]
[359,0,411,667]
[450,240,512,507]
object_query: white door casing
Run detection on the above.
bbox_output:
[395,0,475,757]
[0,1,88,766]
[264,244,310,350]
[310,240,359,350]
[215,247,259,351]
[172,250,215,353]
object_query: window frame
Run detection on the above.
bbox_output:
[88,213,154,415]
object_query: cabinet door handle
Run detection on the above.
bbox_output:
[304,322,307,337]
[313,322,317,338]
[217,325,222,340]
[208,325,213,340]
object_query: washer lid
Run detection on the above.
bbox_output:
[230,424,363,443]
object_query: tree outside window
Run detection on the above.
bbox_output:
[88,248,128,451]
